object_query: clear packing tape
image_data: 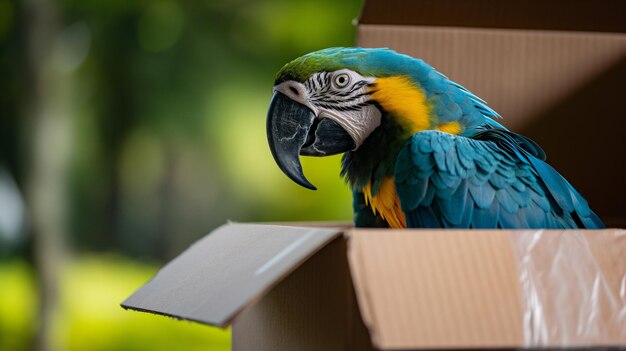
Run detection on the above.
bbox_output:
[510,230,626,347]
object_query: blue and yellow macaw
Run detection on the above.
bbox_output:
[266,48,604,229]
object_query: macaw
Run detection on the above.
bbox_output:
[266,48,604,229]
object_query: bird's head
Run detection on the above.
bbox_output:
[267,47,499,190]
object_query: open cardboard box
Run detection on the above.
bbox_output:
[122,223,626,350]
[123,1,626,350]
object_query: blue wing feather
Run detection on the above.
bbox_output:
[395,129,605,229]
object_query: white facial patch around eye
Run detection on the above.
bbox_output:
[307,70,379,149]
[273,70,381,150]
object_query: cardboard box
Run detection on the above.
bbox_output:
[358,0,626,227]
[122,223,626,350]
[123,1,626,349]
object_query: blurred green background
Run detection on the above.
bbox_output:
[0,0,363,350]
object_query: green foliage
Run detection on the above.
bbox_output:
[0,0,363,256]
[0,0,363,349]
[0,256,230,351]
[57,0,362,255]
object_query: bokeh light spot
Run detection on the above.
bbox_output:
[52,22,91,73]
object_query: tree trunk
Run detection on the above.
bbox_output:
[22,0,70,350]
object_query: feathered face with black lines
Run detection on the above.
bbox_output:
[268,69,381,189]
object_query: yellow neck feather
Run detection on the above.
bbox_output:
[369,75,464,136]
[369,76,431,134]
[362,177,406,229]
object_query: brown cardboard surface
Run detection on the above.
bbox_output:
[233,237,376,351]
[359,0,626,33]
[121,223,342,327]
[357,24,626,227]
[348,230,524,349]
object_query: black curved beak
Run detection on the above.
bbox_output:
[267,92,355,190]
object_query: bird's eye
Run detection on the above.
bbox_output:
[333,73,350,88]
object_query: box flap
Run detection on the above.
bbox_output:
[347,229,626,350]
[358,25,626,133]
[121,223,343,327]
[359,0,626,33]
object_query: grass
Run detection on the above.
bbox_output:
[0,255,230,351]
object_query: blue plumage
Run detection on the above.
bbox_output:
[395,129,604,229]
